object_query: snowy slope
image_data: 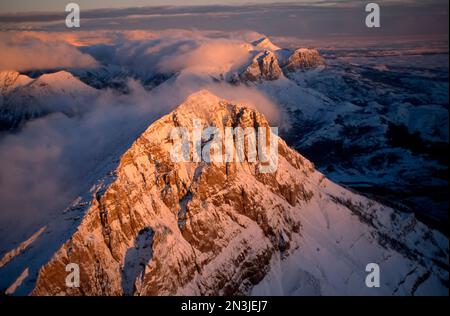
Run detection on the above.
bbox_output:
[246,51,449,228]
[0,70,98,130]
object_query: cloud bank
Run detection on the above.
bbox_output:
[0,32,99,71]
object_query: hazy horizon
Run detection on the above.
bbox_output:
[0,1,448,41]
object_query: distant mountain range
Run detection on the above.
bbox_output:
[0,70,97,130]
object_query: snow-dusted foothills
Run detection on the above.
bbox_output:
[0,32,448,296]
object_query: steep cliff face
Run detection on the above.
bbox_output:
[240,51,283,82]
[283,48,325,71]
[251,37,281,51]
[235,38,325,83]
[31,90,315,295]
[30,90,448,296]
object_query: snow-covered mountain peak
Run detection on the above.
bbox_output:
[240,50,283,82]
[175,89,227,115]
[141,89,273,158]
[231,39,324,83]
[155,89,234,128]
[283,48,325,71]
[252,37,281,51]
[10,89,444,296]
[32,70,95,93]
[36,70,75,83]
[0,70,33,96]
[0,70,98,130]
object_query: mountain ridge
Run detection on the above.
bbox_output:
[3,89,442,296]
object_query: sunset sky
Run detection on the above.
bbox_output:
[0,1,448,40]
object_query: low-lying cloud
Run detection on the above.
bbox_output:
[157,39,251,74]
[0,32,99,71]
[0,79,175,246]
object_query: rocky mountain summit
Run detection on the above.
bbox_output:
[283,48,325,72]
[235,37,325,82]
[10,90,444,296]
[240,51,283,82]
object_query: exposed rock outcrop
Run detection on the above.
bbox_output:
[29,90,448,296]
[283,48,325,72]
[235,38,325,83]
[240,51,283,82]
[31,90,315,295]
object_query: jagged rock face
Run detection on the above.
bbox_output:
[240,51,283,82]
[284,48,325,72]
[32,90,316,295]
[234,40,325,83]
[30,91,448,296]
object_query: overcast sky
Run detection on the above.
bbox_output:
[0,1,448,40]
[1,0,305,12]
[0,0,445,13]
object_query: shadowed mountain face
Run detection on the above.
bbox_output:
[121,227,154,296]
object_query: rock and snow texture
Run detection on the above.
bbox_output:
[283,48,325,72]
[0,226,46,269]
[234,37,324,82]
[240,51,283,82]
[9,90,445,296]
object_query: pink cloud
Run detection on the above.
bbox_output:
[0,32,99,71]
